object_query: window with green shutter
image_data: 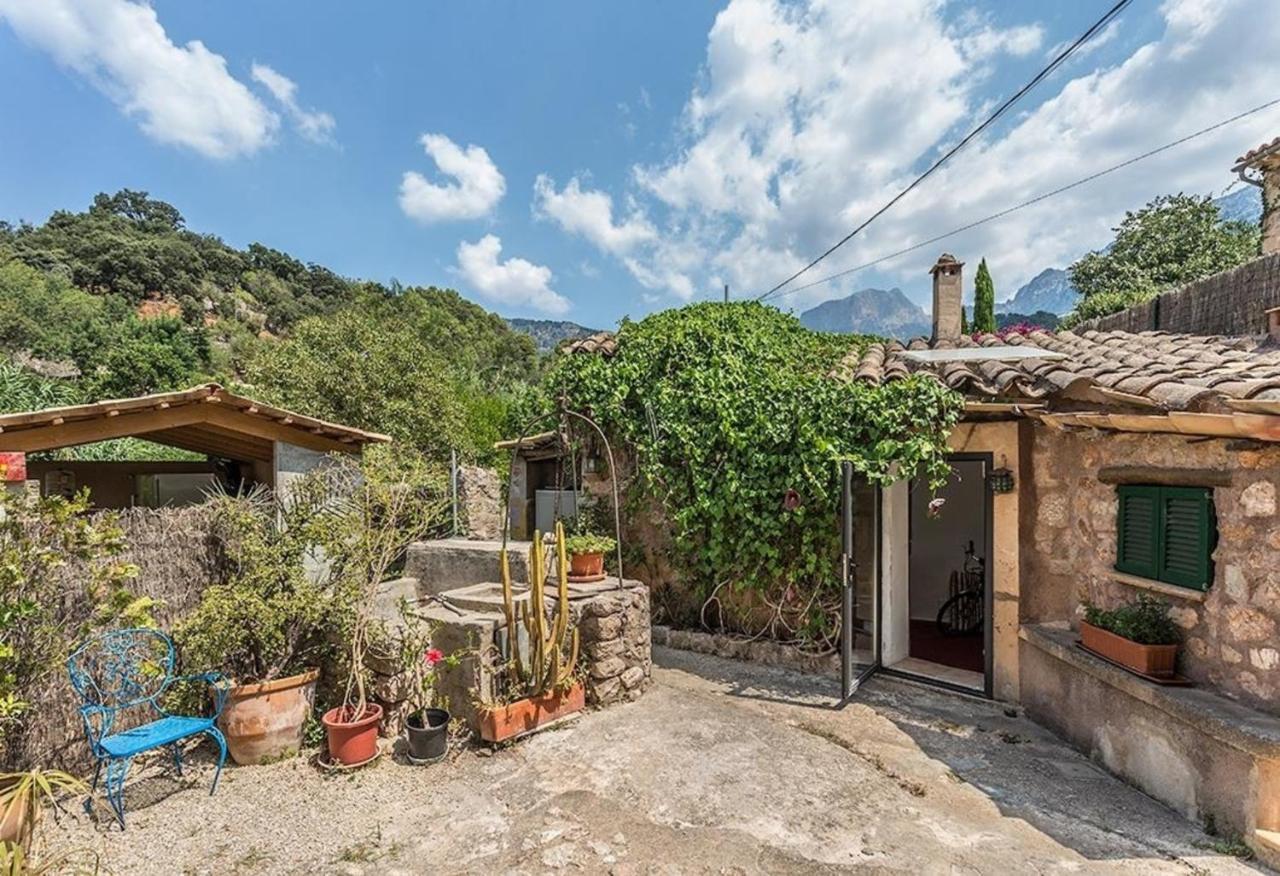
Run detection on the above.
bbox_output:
[1115,484,1216,590]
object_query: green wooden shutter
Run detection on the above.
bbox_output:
[1158,486,1214,590]
[1115,485,1160,579]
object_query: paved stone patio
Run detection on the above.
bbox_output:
[52,647,1264,874]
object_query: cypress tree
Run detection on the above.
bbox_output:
[973,258,996,334]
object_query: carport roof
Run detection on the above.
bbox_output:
[0,383,390,462]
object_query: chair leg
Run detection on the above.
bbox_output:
[205,726,228,796]
[171,742,184,777]
[84,760,103,814]
[103,757,132,829]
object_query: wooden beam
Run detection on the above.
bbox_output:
[1098,466,1233,487]
[150,426,272,462]
[0,404,209,453]
[201,405,358,455]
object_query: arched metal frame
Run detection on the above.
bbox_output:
[500,405,624,587]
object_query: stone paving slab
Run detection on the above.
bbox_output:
[50,647,1264,874]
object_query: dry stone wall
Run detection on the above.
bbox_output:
[1021,426,1280,714]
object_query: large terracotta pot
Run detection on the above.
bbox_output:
[1080,622,1178,678]
[0,798,34,846]
[219,668,319,765]
[321,703,383,766]
[479,683,585,743]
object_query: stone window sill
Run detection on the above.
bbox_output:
[1111,571,1206,603]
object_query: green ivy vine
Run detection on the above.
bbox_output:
[547,302,963,636]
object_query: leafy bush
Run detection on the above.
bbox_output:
[175,486,344,684]
[1083,595,1180,645]
[1064,193,1258,325]
[547,302,962,641]
[0,489,147,760]
[564,533,617,556]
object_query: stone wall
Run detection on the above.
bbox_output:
[576,581,652,706]
[457,464,502,539]
[1074,252,1280,336]
[1021,426,1280,713]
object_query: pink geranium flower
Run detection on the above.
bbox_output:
[425,648,444,666]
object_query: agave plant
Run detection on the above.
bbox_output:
[0,841,100,876]
[0,769,87,854]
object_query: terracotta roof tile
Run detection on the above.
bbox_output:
[561,326,1280,413]
[1234,135,1280,170]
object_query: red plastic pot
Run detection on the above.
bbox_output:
[321,702,383,765]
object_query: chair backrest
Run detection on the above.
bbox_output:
[67,628,175,711]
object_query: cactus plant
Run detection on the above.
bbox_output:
[498,522,580,697]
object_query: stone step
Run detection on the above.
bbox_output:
[405,538,532,595]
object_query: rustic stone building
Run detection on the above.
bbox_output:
[556,246,1280,864]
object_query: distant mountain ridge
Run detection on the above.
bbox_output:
[507,317,598,352]
[996,268,1078,316]
[799,287,930,339]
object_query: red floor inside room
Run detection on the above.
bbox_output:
[908,619,984,674]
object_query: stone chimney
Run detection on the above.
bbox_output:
[1233,136,1280,256]
[929,253,964,342]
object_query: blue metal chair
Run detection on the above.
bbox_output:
[66,627,230,828]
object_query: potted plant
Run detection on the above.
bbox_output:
[175,487,341,765]
[481,522,583,743]
[319,465,447,767]
[563,532,616,583]
[396,607,462,764]
[1080,595,1180,678]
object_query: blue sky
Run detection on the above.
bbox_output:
[1,1,1277,328]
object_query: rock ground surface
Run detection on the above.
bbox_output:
[52,648,1262,874]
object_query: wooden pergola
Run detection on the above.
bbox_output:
[0,383,389,463]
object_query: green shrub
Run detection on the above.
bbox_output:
[563,533,617,556]
[1083,595,1179,645]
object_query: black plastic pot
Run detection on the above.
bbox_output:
[405,708,449,764]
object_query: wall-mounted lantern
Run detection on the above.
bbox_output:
[989,456,1015,494]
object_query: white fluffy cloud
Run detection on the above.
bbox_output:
[538,0,1280,310]
[455,234,569,315]
[0,0,279,159]
[533,175,656,254]
[251,63,335,144]
[399,134,506,223]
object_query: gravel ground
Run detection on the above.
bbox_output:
[45,647,1265,874]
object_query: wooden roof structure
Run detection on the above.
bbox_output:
[0,383,390,462]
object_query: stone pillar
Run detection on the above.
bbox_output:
[1262,158,1280,257]
[930,253,964,342]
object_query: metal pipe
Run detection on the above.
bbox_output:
[840,461,854,698]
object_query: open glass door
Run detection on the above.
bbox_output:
[841,461,880,697]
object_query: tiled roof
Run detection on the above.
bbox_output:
[566,328,1280,414]
[834,330,1280,412]
[1233,136,1280,171]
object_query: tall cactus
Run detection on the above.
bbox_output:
[498,522,580,697]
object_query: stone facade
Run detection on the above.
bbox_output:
[1021,426,1280,713]
[457,464,502,539]
[575,581,652,706]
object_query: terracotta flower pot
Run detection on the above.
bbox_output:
[1080,622,1178,678]
[479,683,585,743]
[568,551,605,582]
[0,798,35,846]
[219,668,319,765]
[322,703,384,766]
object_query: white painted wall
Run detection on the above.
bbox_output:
[881,479,910,666]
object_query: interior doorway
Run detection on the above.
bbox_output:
[883,455,992,694]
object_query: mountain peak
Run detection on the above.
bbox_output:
[799,287,930,338]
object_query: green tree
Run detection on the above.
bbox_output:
[1065,194,1259,325]
[972,258,996,334]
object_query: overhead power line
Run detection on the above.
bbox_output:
[761,96,1280,303]
[756,0,1135,301]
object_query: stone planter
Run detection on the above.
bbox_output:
[1080,622,1178,678]
[219,668,319,765]
[479,683,585,743]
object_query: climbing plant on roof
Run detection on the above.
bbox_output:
[545,302,962,643]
